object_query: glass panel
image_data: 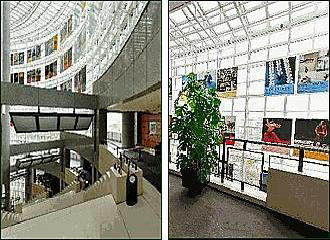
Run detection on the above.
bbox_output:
[11,115,37,132]
[76,116,93,130]
[39,116,58,131]
[59,116,76,130]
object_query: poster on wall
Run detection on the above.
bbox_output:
[19,72,24,84]
[19,52,24,65]
[32,48,36,61]
[13,53,19,65]
[297,50,329,93]
[293,119,329,161]
[27,71,32,83]
[264,57,296,96]
[36,68,41,82]
[198,70,217,90]
[53,34,58,51]
[217,67,237,98]
[27,50,32,63]
[294,119,328,147]
[261,118,292,155]
[220,116,236,145]
[45,61,57,79]
[14,73,19,83]
[31,69,36,82]
[36,45,41,60]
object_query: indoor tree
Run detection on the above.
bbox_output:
[171,72,223,195]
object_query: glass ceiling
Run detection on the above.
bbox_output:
[169,1,326,59]
[10,1,78,44]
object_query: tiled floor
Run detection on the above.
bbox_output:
[169,174,303,238]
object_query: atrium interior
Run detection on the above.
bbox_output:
[1,1,161,238]
[169,1,329,238]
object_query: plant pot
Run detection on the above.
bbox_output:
[180,167,204,197]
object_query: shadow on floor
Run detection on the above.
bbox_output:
[169,174,312,238]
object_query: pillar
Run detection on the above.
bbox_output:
[122,112,135,148]
[1,1,11,211]
[24,169,32,202]
[64,148,70,168]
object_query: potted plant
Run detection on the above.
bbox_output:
[171,72,223,197]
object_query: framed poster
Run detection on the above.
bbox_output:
[19,52,24,65]
[262,118,292,145]
[36,45,41,60]
[265,57,296,96]
[19,72,24,84]
[204,70,216,89]
[294,119,328,147]
[217,67,237,98]
[32,48,36,61]
[298,50,329,93]
[293,119,328,161]
[261,118,292,155]
[36,68,41,82]
[31,69,36,82]
[53,34,58,51]
[27,50,32,63]
[13,53,19,65]
[220,116,236,145]
[27,70,32,83]
[14,73,19,83]
[45,65,50,80]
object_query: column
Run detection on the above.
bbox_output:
[1,1,11,211]
[24,169,32,202]
[122,112,135,148]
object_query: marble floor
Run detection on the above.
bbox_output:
[169,174,304,238]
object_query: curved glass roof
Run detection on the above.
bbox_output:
[10,1,78,44]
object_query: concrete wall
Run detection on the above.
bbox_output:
[139,113,161,148]
[93,1,161,109]
[266,168,329,231]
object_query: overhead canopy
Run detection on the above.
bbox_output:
[14,154,61,170]
[10,112,94,133]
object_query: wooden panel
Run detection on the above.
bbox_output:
[266,168,329,231]
[139,113,161,148]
